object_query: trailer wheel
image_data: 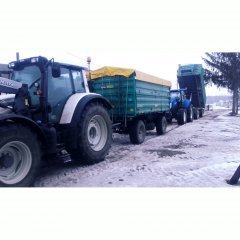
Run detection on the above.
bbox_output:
[156,116,167,135]
[193,108,199,120]
[187,106,193,122]
[199,109,204,118]
[167,117,173,124]
[129,120,146,144]
[0,124,41,187]
[70,103,112,165]
[177,109,187,125]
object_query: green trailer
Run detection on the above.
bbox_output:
[89,66,171,144]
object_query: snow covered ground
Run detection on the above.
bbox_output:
[34,109,240,187]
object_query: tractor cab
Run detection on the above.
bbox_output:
[170,89,188,109]
[7,56,88,124]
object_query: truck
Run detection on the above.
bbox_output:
[0,56,112,187]
[169,64,206,125]
[89,66,171,144]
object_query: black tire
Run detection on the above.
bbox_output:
[156,116,167,135]
[129,120,146,144]
[167,117,173,124]
[177,109,187,125]
[0,124,41,187]
[187,106,193,122]
[70,103,112,165]
[199,109,204,118]
[193,108,199,120]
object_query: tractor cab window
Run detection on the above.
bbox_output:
[48,67,73,123]
[11,65,41,106]
[170,92,181,101]
[71,70,85,93]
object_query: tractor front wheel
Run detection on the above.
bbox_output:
[187,106,193,122]
[0,124,41,187]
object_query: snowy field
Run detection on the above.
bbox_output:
[34,109,240,187]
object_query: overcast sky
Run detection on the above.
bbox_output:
[1,0,239,95]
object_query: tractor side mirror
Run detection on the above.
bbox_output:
[52,63,61,78]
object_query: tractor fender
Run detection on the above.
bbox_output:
[183,99,191,109]
[171,99,178,108]
[60,93,112,150]
[59,93,112,125]
[0,113,46,144]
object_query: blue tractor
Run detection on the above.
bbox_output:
[169,88,193,125]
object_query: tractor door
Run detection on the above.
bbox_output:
[47,66,74,123]
[47,66,87,123]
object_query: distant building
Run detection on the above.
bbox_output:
[0,63,11,78]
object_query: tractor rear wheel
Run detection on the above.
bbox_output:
[177,109,187,125]
[187,106,193,122]
[70,104,112,165]
[0,124,41,187]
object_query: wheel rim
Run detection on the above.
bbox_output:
[0,141,32,185]
[190,108,193,120]
[87,115,108,151]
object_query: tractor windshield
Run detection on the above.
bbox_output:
[170,91,181,101]
[11,65,41,87]
[11,65,41,106]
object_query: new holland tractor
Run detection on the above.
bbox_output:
[169,88,193,125]
[0,56,112,187]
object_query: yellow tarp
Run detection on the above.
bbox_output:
[135,70,172,87]
[90,66,135,80]
[89,66,172,87]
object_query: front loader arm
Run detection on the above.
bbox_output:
[0,77,22,94]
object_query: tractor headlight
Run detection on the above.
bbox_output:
[8,62,15,68]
